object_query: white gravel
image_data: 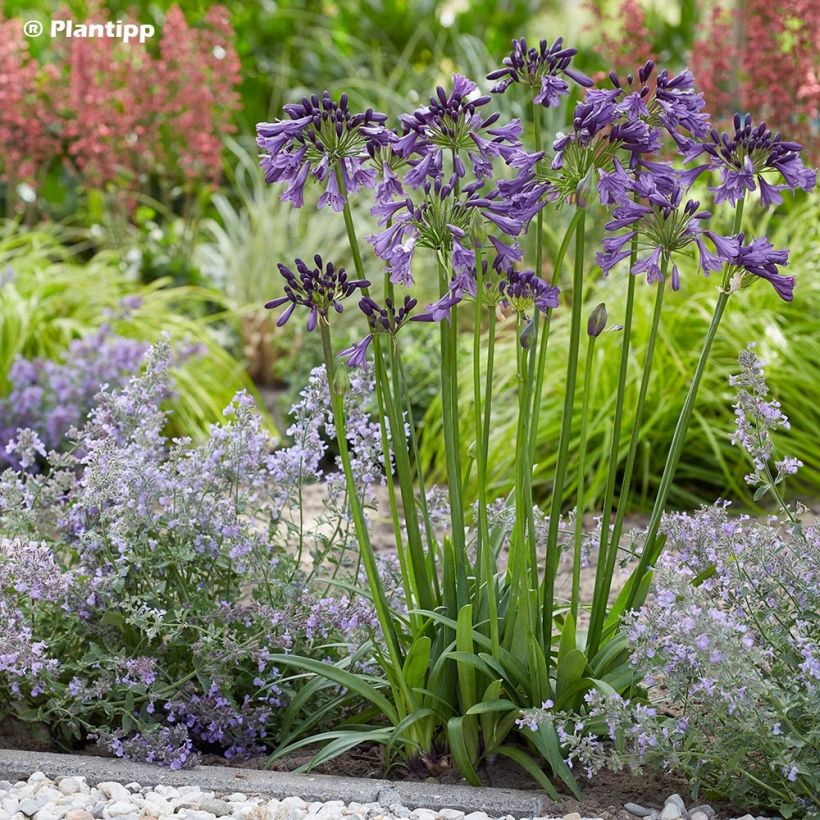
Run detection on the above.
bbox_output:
[0,772,602,820]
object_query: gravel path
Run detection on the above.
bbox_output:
[0,772,598,820]
[0,773,775,820]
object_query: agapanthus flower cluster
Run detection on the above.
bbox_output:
[597,171,737,288]
[696,113,817,207]
[726,235,794,302]
[265,255,369,331]
[340,295,419,367]
[392,74,523,184]
[544,61,710,204]
[487,37,593,106]
[256,92,390,210]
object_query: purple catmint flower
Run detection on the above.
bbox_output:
[696,113,817,207]
[392,74,523,186]
[265,255,370,331]
[256,92,391,210]
[487,37,592,105]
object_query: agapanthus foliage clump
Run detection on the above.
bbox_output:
[0,340,397,766]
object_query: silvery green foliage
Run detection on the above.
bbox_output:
[0,340,398,767]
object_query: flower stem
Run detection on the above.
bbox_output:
[588,270,666,650]
[319,323,403,673]
[571,333,597,622]
[437,255,467,568]
[626,197,745,610]
[472,245,499,651]
[542,207,586,647]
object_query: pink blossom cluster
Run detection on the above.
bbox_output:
[0,16,58,184]
[0,4,240,193]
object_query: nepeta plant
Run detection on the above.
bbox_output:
[0,340,395,766]
[255,41,815,788]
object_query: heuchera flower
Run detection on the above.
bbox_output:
[597,169,738,288]
[696,113,817,207]
[487,37,593,106]
[256,92,391,211]
[340,295,418,367]
[265,255,369,331]
[392,74,524,186]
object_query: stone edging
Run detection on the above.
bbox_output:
[0,750,555,817]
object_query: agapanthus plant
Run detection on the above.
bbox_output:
[253,44,816,794]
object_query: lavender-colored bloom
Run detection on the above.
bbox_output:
[597,159,631,205]
[257,92,390,209]
[265,255,369,330]
[487,37,592,106]
[701,113,817,207]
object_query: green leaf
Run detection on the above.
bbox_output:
[496,745,560,801]
[465,699,518,715]
[268,654,399,724]
[447,716,481,785]
[529,723,581,799]
[589,633,629,676]
[556,648,588,699]
[385,709,433,763]
[403,636,431,691]
[557,612,576,663]
[455,605,478,710]
[753,483,771,501]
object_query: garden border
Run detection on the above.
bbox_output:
[0,750,555,816]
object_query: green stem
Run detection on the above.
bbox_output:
[592,272,666,643]
[319,324,404,675]
[626,197,745,609]
[542,207,586,648]
[473,248,499,651]
[437,256,467,564]
[571,335,596,622]
[585,244,637,657]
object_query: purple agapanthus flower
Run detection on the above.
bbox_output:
[392,74,524,186]
[339,295,419,367]
[597,172,738,288]
[498,268,561,315]
[727,235,794,301]
[367,173,529,286]
[256,92,391,211]
[265,255,369,331]
[487,37,593,106]
[694,113,817,207]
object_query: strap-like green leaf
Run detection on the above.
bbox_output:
[496,745,560,801]
[447,716,481,785]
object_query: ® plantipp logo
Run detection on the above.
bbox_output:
[25,19,157,43]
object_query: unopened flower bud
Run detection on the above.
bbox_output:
[333,363,350,396]
[587,302,607,337]
[574,165,596,209]
[520,318,535,349]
